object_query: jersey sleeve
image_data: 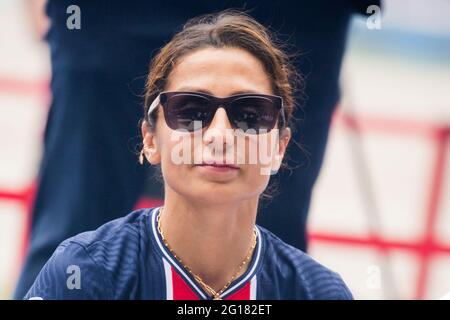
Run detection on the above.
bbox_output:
[308,271,354,300]
[23,242,113,300]
[325,272,354,300]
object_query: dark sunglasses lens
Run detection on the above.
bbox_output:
[230,97,279,133]
[165,94,212,131]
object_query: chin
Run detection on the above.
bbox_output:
[187,183,263,205]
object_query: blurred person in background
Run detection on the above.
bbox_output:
[14,0,378,299]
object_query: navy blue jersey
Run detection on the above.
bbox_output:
[24,207,352,300]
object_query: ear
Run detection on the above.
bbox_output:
[141,120,161,165]
[270,127,291,174]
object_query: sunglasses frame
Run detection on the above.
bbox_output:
[147,91,286,132]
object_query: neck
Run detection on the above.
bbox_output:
[159,186,259,294]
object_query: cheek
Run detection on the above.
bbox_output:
[241,163,271,195]
[238,135,273,194]
[156,128,189,182]
[159,132,190,170]
[246,133,278,174]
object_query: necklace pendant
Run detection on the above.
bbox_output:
[213,295,222,300]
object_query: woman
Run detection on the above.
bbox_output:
[25,10,352,300]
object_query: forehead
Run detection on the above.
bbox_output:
[165,47,273,96]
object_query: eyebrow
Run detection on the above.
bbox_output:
[174,86,262,96]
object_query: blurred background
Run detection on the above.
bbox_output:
[0,0,449,299]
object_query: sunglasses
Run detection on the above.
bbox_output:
[147,91,285,134]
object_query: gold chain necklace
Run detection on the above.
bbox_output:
[157,207,257,300]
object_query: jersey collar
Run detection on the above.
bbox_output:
[148,206,263,300]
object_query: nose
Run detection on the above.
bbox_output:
[203,107,234,146]
[208,107,232,130]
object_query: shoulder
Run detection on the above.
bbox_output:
[258,226,353,300]
[24,208,154,300]
[60,208,150,275]
[66,208,150,249]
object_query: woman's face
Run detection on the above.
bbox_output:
[142,47,291,205]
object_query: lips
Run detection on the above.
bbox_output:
[195,161,239,169]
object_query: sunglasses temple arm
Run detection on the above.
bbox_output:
[280,105,287,128]
[147,95,161,117]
